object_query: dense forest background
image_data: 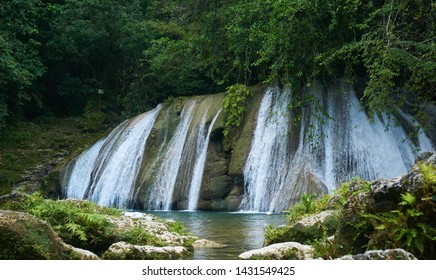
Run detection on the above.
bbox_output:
[1,0,435,132]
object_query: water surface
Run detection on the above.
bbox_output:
[149,211,288,260]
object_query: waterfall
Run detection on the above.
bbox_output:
[187,109,222,210]
[64,105,162,208]
[63,84,434,212]
[146,101,196,210]
[240,88,291,212]
[241,85,434,213]
[65,139,105,199]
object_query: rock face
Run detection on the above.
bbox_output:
[0,210,98,260]
[103,242,189,260]
[337,249,417,260]
[239,242,314,260]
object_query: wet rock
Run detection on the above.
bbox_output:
[239,242,314,260]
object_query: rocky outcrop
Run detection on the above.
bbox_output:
[239,242,314,260]
[335,152,436,258]
[266,210,340,245]
[0,210,98,260]
[102,242,189,260]
[336,249,417,260]
[109,211,197,247]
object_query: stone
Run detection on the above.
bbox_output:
[0,210,98,260]
[336,249,417,260]
[192,239,226,248]
[103,242,189,260]
[107,214,197,247]
[266,210,340,245]
[239,242,314,260]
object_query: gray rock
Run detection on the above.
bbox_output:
[239,242,314,260]
[103,242,189,260]
[336,249,417,260]
[192,239,226,248]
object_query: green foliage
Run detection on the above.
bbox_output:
[222,84,252,138]
[1,0,434,132]
[419,163,436,196]
[116,226,166,247]
[363,192,436,259]
[286,193,320,224]
[300,194,315,213]
[19,192,120,252]
[76,108,107,132]
[264,224,290,246]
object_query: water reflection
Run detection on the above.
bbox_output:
[148,211,288,260]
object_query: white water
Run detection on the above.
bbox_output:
[241,86,434,212]
[65,138,105,199]
[187,109,222,210]
[146,101,196,210]
[64,105,162,208]
[64,85,434,213]
[240,88,291,212]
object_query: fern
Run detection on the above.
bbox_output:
[64,223,88,242]
[419,163,436,196]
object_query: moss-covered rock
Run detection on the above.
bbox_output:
[0,210,97,259]
[265,210,340,245]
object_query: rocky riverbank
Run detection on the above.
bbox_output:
[0,195,199,260]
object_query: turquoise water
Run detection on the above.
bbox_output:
[149,211,288,260]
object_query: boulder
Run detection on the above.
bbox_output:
[239,242,314,260]
[108,214,196,247]
[266,210,340,245]
[192,239,226,248]
[102,242,189,260]
[0,210,98,260]
[336,249,417,260]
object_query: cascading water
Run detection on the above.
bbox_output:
[240,85,434,213]
[187,109,222,211]
[64,105,162,208]
[146,101,196,210]
[63,84,434,212]
[240,88,291,212]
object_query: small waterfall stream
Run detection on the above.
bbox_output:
[64,105,162,208]
[240,88,291,212]
[187,109,222,210]
[146,101,196,210]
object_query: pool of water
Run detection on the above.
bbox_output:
[149,211,288,260]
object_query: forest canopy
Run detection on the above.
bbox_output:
[0,0,435,131]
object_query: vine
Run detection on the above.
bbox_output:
[222,84,252,139]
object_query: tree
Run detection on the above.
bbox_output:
[0,0,45,130]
